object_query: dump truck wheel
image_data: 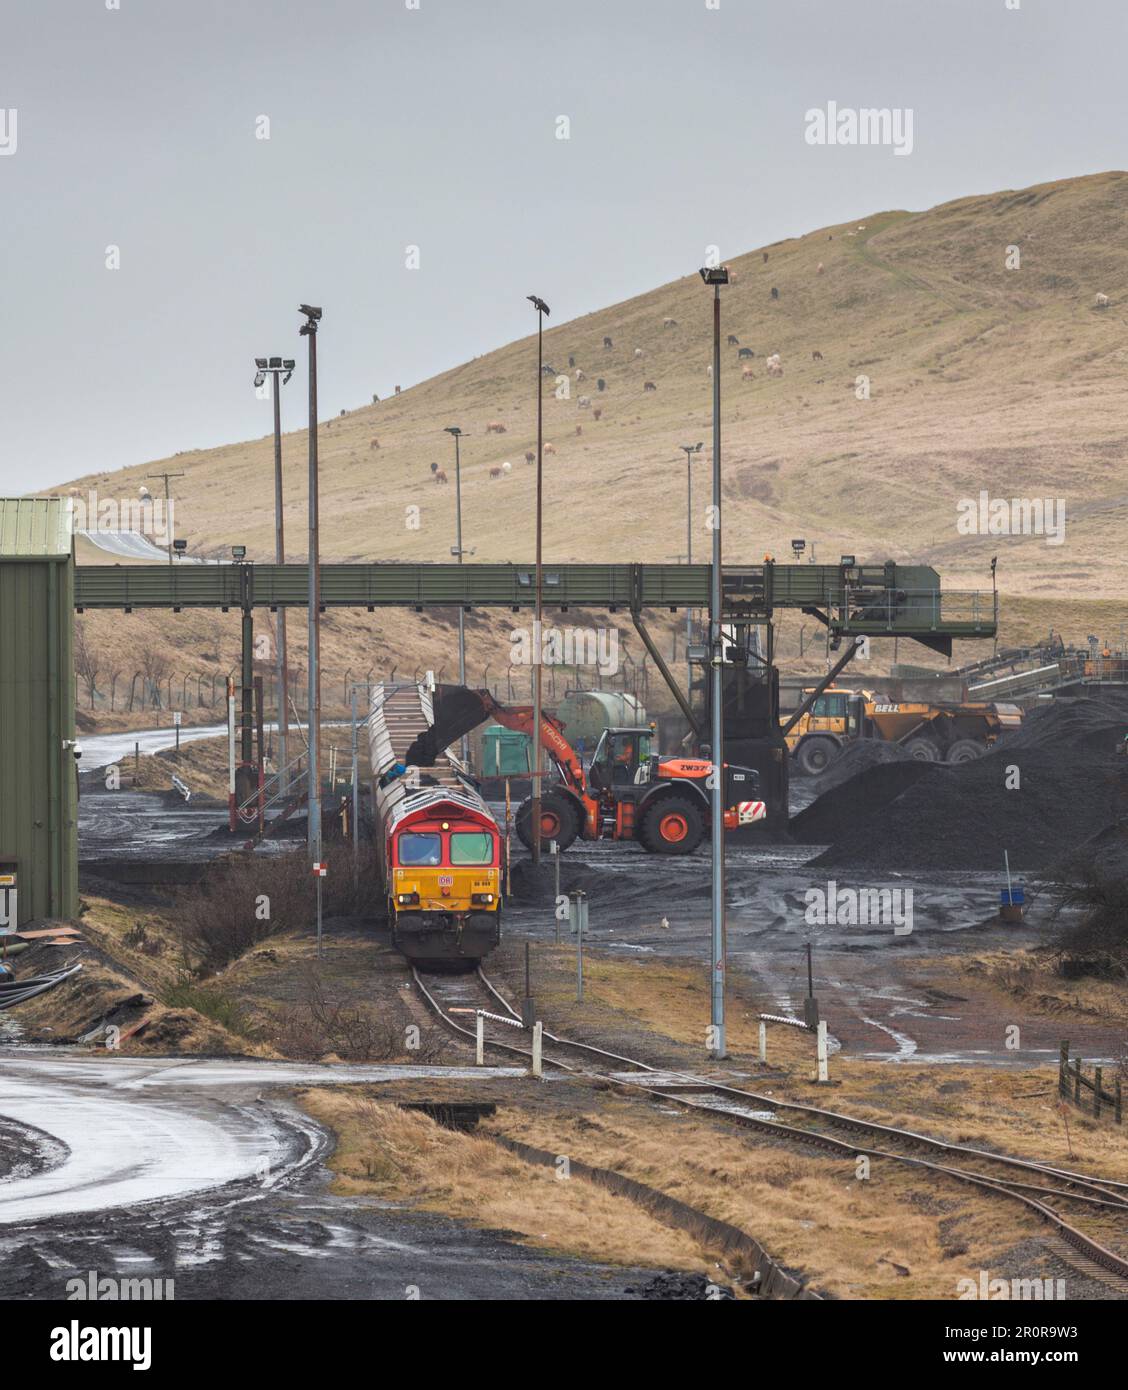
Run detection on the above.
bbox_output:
[640,795,704,855]
[946,738,984,764]
[516,792,579,853]
[903,736,941,761]
[796,737,838,776]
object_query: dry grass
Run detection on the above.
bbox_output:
[299,1089,719,1276]
[524,949,1128,1177]
[486,1096,1042,1299]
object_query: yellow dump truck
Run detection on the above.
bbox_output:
[784,687,1023,775]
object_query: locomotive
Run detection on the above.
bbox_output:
[369,684,501,968]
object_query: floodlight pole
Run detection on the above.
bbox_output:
[445,426,469,765]
[681,443,700,680]
[265,363,292,797]
[528,295,551,868]
[300,307,322,861]
[704,270,728,1059]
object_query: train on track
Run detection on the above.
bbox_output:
[369,682,502,969]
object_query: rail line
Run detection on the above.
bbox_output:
[412,965,1128,1286]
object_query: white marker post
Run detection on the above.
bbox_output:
[532,1021,543,1078]
[312,859,327,957]
[816,1020,829,1083]
[551,840,560,943]
[758,1020,767,1064]
[476,1012,485,1066]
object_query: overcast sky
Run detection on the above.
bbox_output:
[1,0,1123,490]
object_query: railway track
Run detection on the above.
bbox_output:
[413,965,1128,1287]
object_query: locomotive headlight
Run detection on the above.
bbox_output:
[472,892,495,905]
[441,821,450,830]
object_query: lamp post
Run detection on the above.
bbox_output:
[699,264,729,1058]
[444,425,470,765]
[681,441,704,679]
[255,356,295,795]
[298,305,322,864]
[527,293,551,867]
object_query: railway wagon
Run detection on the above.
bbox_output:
[369,683,501,968]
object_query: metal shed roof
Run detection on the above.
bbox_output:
[0,497,73,559]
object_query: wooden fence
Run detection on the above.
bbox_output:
[1059,1042,1123,1123]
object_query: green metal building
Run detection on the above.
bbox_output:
[0,498,78,925]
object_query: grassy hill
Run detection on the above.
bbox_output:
[59,171,1128,723]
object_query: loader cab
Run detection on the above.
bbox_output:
[589,728,653,790]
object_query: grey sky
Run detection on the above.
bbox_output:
[1,0,1123,490]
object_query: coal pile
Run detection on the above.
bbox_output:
[1004,692,1128,757]
[812,744,1128,872]
[790,759,938,844]
[815,738,914,793]
[625,1271,735,1300]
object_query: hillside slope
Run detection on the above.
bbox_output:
[58,171,1128,717]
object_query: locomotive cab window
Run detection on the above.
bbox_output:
[398,832,442,866]
[450,831,493,865]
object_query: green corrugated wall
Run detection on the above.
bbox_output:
[0,554,77,924]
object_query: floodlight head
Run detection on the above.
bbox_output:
[173,538,187,552]
[139,485,150,498]
[254,372,266,389]
[283,359,295,370]
[840,554,856,567]
[444,425,462,436]
[231,544,247,560]
[791,538,806,554]
[527,295,551,317]
[698,265,730,285]
[282,369,293,385]
[299,304,322,321]
[268,356,282,369]
[255,357,268,370]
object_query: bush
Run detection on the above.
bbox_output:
[272,966,451,1063]
[1049,834,1128,979]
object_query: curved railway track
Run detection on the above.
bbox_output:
[413,965,1128,1286]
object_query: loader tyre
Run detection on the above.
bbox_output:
[516,791,579,854]
[795,736,839,777]
[903,736,941,762]
[640,795,704,855]
[946,738,984,764]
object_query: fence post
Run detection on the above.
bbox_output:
[531,1021,543,1078]
[1116,1077,1122,1125]
[1094,1066,1102,1119]
[1059,1041,1069,1097]
[1074,1059,1082,1105]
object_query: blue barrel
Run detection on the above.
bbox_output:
[1000,886,1025,906]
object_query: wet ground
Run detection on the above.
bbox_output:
[0,1054,677,1300]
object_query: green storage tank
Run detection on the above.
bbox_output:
[0,498,78,926]
[556,690,647,748]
